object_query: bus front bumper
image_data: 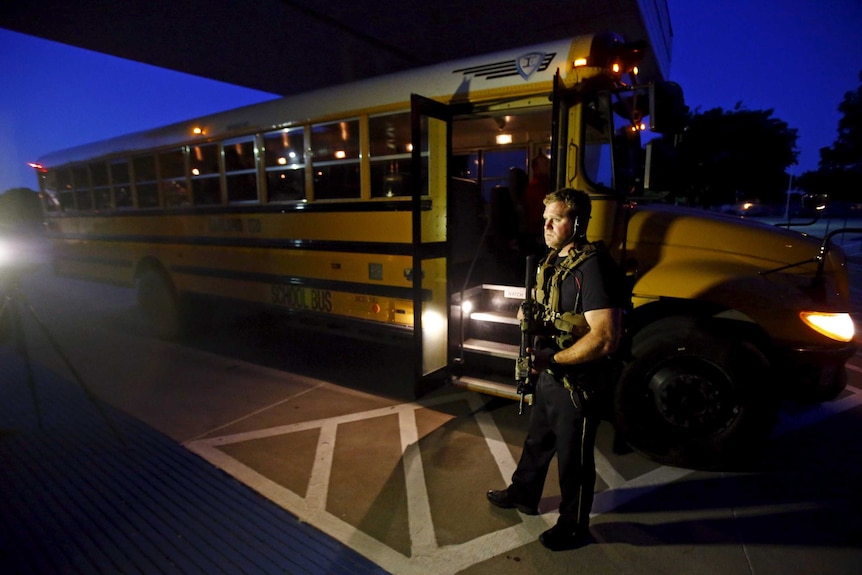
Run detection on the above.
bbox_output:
[773,342,858,402]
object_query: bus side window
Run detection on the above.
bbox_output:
[111,160,132,209]
[72,165,93,211]
[369,112,412,198]
[41,168,62,212]
[134,155,160,208]
[159,148,190,207]
[190,143,221,205]
[91,162,112,210]
[56,168,74,211]
[224,139,258,203]
[311,119,360,200]
[264,128,306,202]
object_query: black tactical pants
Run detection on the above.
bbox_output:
[509,371,601,529]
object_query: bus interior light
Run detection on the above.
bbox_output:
[799,311,855,342]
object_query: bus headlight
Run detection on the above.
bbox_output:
[799,312,855,342]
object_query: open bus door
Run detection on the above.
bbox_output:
[410,94,452,396]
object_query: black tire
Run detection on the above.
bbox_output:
[614,316,778,469]
[136,267,182,339]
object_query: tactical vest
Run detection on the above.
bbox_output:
[533,242,600,350]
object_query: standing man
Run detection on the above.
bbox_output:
[486,188,626,551]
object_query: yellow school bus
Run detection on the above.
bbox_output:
[32,33,856,467]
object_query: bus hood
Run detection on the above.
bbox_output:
[622,204,852,342]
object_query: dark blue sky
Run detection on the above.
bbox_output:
[2,0,861,192]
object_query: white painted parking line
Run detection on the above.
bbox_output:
[400,408,438,554]
[469,393,518,484]
[591,466,694,515]
[771,383,862,438]
[185,392,571,573]
[185,378,862,575]
[306,420,337,510]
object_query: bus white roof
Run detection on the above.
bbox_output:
[37,34,628,167]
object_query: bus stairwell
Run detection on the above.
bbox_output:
[450,283,525,402]
[447,177,532,402]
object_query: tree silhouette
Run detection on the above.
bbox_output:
[797,71,862,203]
[0,187,43,231]
[670,104,798,207]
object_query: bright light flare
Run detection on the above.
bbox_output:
[800,312,855,342]
[0,235,47,273]
[422,309,445,334]
[0,238,12,267]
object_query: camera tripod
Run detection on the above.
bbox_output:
[0,270,126,446]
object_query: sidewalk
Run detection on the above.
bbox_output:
[0,349,391,575]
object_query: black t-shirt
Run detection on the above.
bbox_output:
[556,248,627,316]
[548,246,627,395]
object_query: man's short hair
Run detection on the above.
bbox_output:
[543,188,591,236]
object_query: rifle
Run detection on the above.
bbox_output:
[515,254,537,415]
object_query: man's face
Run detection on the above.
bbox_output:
[542,200,575,250]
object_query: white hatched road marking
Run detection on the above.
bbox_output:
[186,365,862,575]
[400,408,437,554]
[306,420,337,510]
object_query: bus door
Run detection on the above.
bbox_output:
[410,94,452,393]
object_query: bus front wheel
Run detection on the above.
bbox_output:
[614,317,778,469]
[136,267,182,339]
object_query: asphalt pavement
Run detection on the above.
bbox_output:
[1,261,861,574]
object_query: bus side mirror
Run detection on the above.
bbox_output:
[650,81,687,134]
